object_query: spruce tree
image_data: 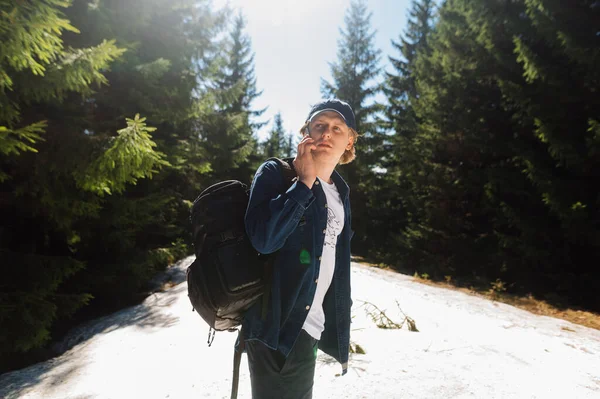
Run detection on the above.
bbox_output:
[203,12,265,183]
[479,0,600,306]
[404,0,600,310]
[373,0,435,264]
[263,112,287,158]
[0,0,123,175]
[56,0,226,310]
[283,130,298,158]
[0,0,124,364]
[401,0,522,281]
[0,0,225,370]
[321,0,382,253]
[218,13,266,127]
[385,0,434,140]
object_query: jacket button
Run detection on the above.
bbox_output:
[318,256,322,261]
[306,305,310,310]
[314,180,320,185]
[315,278,319,284]
[323,229,326,234]
[324,204,328,208]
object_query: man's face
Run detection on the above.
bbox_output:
[306,111,354,162]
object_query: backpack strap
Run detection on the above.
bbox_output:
[231,327,244,399]
[266,157,297,187]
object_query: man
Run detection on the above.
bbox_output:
[242,99,358,398]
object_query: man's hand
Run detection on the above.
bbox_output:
[293,135,317,189]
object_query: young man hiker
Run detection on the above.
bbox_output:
[242,99,358,398]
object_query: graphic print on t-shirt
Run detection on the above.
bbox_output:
[324,207,342,249]
[301,177,345,340]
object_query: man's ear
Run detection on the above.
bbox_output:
[346,135,354,150]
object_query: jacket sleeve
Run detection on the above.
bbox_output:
[244,160,315,254]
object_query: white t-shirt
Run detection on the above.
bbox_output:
[302,177,345,340]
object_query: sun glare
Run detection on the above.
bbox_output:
[221,0,345,26]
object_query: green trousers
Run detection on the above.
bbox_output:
[245,329,318,399]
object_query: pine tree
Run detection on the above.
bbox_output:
[0,0,225,370]
[218,13,266,127]
[202,11,265,183]
[370,0,435,264]
[0,0,124,364]
[404,0,600,310]
[0,0,124,177]
[263,112,287,158]
[321,0,382,253]
[385,0,434,140]
[400,0,523,281]
[481,0,600,306]
[54,0,224,309]
[321,0,382,133]
[282,130,298,158]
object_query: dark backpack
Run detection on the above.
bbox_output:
[186,157,296,337]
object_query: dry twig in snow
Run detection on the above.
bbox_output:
[356,300,419,332]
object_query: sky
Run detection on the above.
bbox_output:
[213,0,411,141]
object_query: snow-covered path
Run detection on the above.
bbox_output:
[1,256,599,399]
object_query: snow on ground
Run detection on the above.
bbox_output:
[1,256,599,399]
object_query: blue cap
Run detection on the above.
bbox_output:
[306,99,357,131]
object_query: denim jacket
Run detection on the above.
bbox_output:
[242,159,353,375]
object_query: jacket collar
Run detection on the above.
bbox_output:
[330,169,350,200]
